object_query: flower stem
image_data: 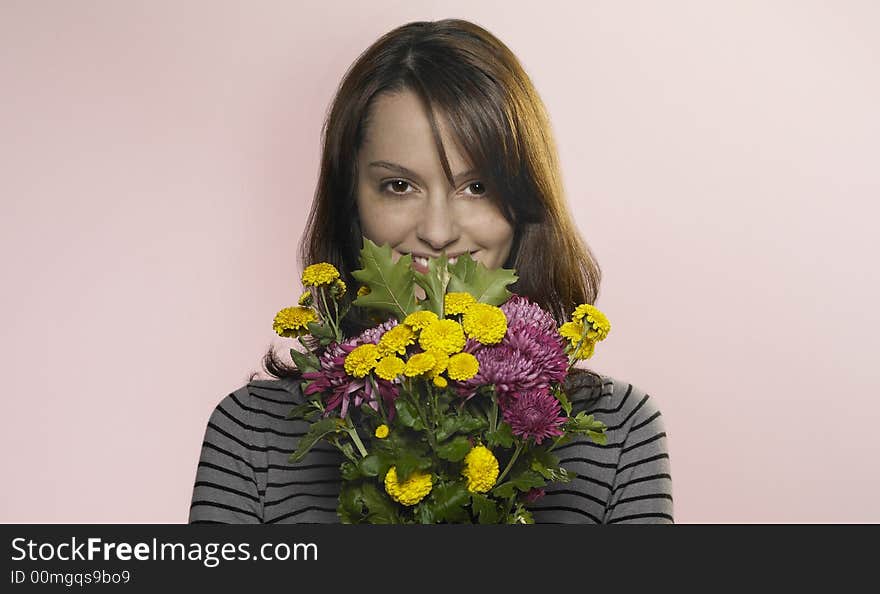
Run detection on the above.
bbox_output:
[318,286,341,341]
[496,442,523,484]
[344,417,367,458]
[567,327,592,372]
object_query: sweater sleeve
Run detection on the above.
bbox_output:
[188,389,265,524]
[602,385,674,524]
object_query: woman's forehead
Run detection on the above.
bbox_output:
[361,90,472,176]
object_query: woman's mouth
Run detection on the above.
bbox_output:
[405,252,475,274]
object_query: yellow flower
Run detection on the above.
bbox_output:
[445,292,476,316]
[403,310,439,331]
[377,324,416,357]
[331,279,347,300]
[357,285,371,297]
[569,338,596,360]
[384,467,432,506]
[446,352,479,381]
[301,263,340,287]
[374,424,389,439]
[461,303,507,345]
[462,445,499,493]
[558,321,584,342]
[433,375,448,388]
[272,306,318,338]
[571,304,611,342]
[404,352,436,377]
[343,343,380,378]
[374,355,405,381]
[418,319,466,354]
[427,349,449,377]
[298,290,313,307]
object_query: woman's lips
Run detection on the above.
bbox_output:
[412,257,430,274]
[408,253,475,274]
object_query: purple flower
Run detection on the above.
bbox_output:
[500,387,566,445]
[501,295,557,334]
[458,318,568,398]
[301,318,401,418]
[523,488,546,504]
[357,317,399,345]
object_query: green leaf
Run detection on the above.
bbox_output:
[486,423,514,448]
[437,415,487,442]
[510,470,546,492]
[359,482,400,524]
[415,503,435,525]
[306,320,335,340]
[492,470,545,498]
[492,482,516,499]
[447,252,518,306]
[393,453,431,483]
[351,238,420,320]
[553,385,572,416]
[412,252,452,317]
[288,347,320,374]
[530,451,573,484]
[340,461,360,481]
[425,482,470,523]
[288,418,340,463]
[338,482,399,524]
[338,484,364,523]
[357,454,383,477]
[470,492,500,524]
[435,436,471,462]
[394,399,424,431]
[285,402,316,420]
[565,412,608,445]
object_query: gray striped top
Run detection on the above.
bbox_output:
[188,372,673,524]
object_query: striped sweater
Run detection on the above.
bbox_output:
[188,372,673,524]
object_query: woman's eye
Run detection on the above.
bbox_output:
[380,179,487,197]
[381,179,415,196]
[463,182,487,197]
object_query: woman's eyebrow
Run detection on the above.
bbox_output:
[369,160,477,185]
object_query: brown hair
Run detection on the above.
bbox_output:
[252,18,602,384]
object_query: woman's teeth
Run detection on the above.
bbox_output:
[411,255,464,268]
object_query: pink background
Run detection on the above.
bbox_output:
[2,1,878,523]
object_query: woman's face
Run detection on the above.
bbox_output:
[355,90,515,281]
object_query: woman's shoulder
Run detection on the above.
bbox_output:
[202,376,306,437]
[564,369,666,433]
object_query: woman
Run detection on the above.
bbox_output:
[189,19,672,524]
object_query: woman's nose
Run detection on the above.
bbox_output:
[415,196,460,252]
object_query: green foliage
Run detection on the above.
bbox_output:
[435,436,471,462]
[565,411,608,445]
[437,414,487,442]
[288,347,320,374]
[486,423,514,449]
[419,481,470,523]
[351,238,420,320]
[306,320,335,346]
[470,492,500,524]
[413,252,452,317]
[285,402,318,421]
[447,252,518,306]
[552,384,573,416]
[289,418,340,463]
[394,399,424,431]
[492,470,545,499]
[338,482,399,524]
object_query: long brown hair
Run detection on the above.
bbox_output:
[252,18,602,384]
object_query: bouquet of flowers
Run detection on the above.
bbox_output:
[272,238,611,524]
